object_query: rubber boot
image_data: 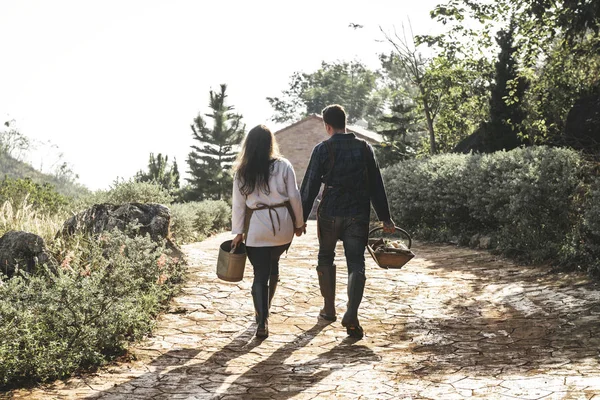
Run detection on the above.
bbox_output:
[341,272,366,338]
[317,264,337,322]
[252,283,270,339]
[268,274,279,309]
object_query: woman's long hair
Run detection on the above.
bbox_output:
[234,125,281,196]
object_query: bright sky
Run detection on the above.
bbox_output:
[0,0,443,190]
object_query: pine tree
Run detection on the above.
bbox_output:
[376,102,419,167]
[186,84,245,200]
[135,152,180,192]
[172,159,180,189]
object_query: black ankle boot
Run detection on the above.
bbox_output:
[341,272,366,338]
[252,283,269,339]
[317,264,336,322]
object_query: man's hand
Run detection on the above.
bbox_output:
[382,220,396,234]
[231,234,244,251]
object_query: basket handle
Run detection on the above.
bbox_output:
[368,226,412,249]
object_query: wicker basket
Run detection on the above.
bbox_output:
[367,226,414,269]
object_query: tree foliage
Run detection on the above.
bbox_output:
[375,102,421,167]
[267,61,385,124]
[374,51,423,164]
[380,26,439,154]
[135,153,180,193]
[418,0,600,150]
[186,84,245,201]
[523,34,600,145]
[484,22,529,152]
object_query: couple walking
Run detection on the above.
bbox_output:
[231,104,395,340]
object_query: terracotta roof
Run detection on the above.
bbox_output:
[274,114,383,143]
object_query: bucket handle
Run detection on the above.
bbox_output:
[368,226,412,249]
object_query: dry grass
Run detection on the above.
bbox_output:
[0,198,65,242]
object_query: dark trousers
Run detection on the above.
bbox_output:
[317,214,369,275]
[246,243,290,286]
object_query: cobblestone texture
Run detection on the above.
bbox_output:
[5,223,600,399]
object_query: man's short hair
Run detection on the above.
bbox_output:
[322,104,346,130]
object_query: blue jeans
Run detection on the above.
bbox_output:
[317,213,369,275]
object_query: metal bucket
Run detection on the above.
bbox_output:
[216,240,247,282]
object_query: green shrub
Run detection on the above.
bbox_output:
[558,176,600,276]
[383,146,583,263]
[194,200,231,236]
[104,179,173,205]
[169,202,203,244]
[0,177,68,215]
[0,228,183,388]
[170,200,231,245]
[67,190,111,214]
[65,180,173,216]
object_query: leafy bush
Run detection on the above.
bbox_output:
[169,202,202,244]
[195,200,231,236]
[558,176,600,276]
[66,180,173,215]
[0,177,68,215]
[0,229,183,388]
[383,146,582,263]
[170,200,231,245]
[103,179,173,205]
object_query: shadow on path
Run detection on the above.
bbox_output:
[380,243,600,380]
[218,323,380,399]
[87,324,263,399]
[88,320,379,399]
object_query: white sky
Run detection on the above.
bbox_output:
[0,0,443,190]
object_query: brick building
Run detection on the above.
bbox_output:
[274,114,382,185]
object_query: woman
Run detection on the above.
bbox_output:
[231,125,305,339]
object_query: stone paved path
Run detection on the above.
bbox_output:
[6,223,600,399]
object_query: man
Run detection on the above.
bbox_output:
[300,104,395,339]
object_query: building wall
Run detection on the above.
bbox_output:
[275,117,328,185]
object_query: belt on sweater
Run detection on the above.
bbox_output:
[243,201,296,236]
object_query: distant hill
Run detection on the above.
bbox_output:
[0,151,90,198]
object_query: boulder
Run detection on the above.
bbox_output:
[60,203,185,263]
[61,203,171,241]
[0,231,50,278]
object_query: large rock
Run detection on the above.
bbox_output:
[60,203,185,263]
[0,231,50,278]
[61,203,171,241]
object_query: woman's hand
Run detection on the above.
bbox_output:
[295,224,307,237]
[231,234,244,251]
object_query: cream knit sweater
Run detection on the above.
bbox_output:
[232,158,304,247]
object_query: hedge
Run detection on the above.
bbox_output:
[382,146,600,274]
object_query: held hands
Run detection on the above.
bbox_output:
[382,220,396,234]
[295,224,307,237]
